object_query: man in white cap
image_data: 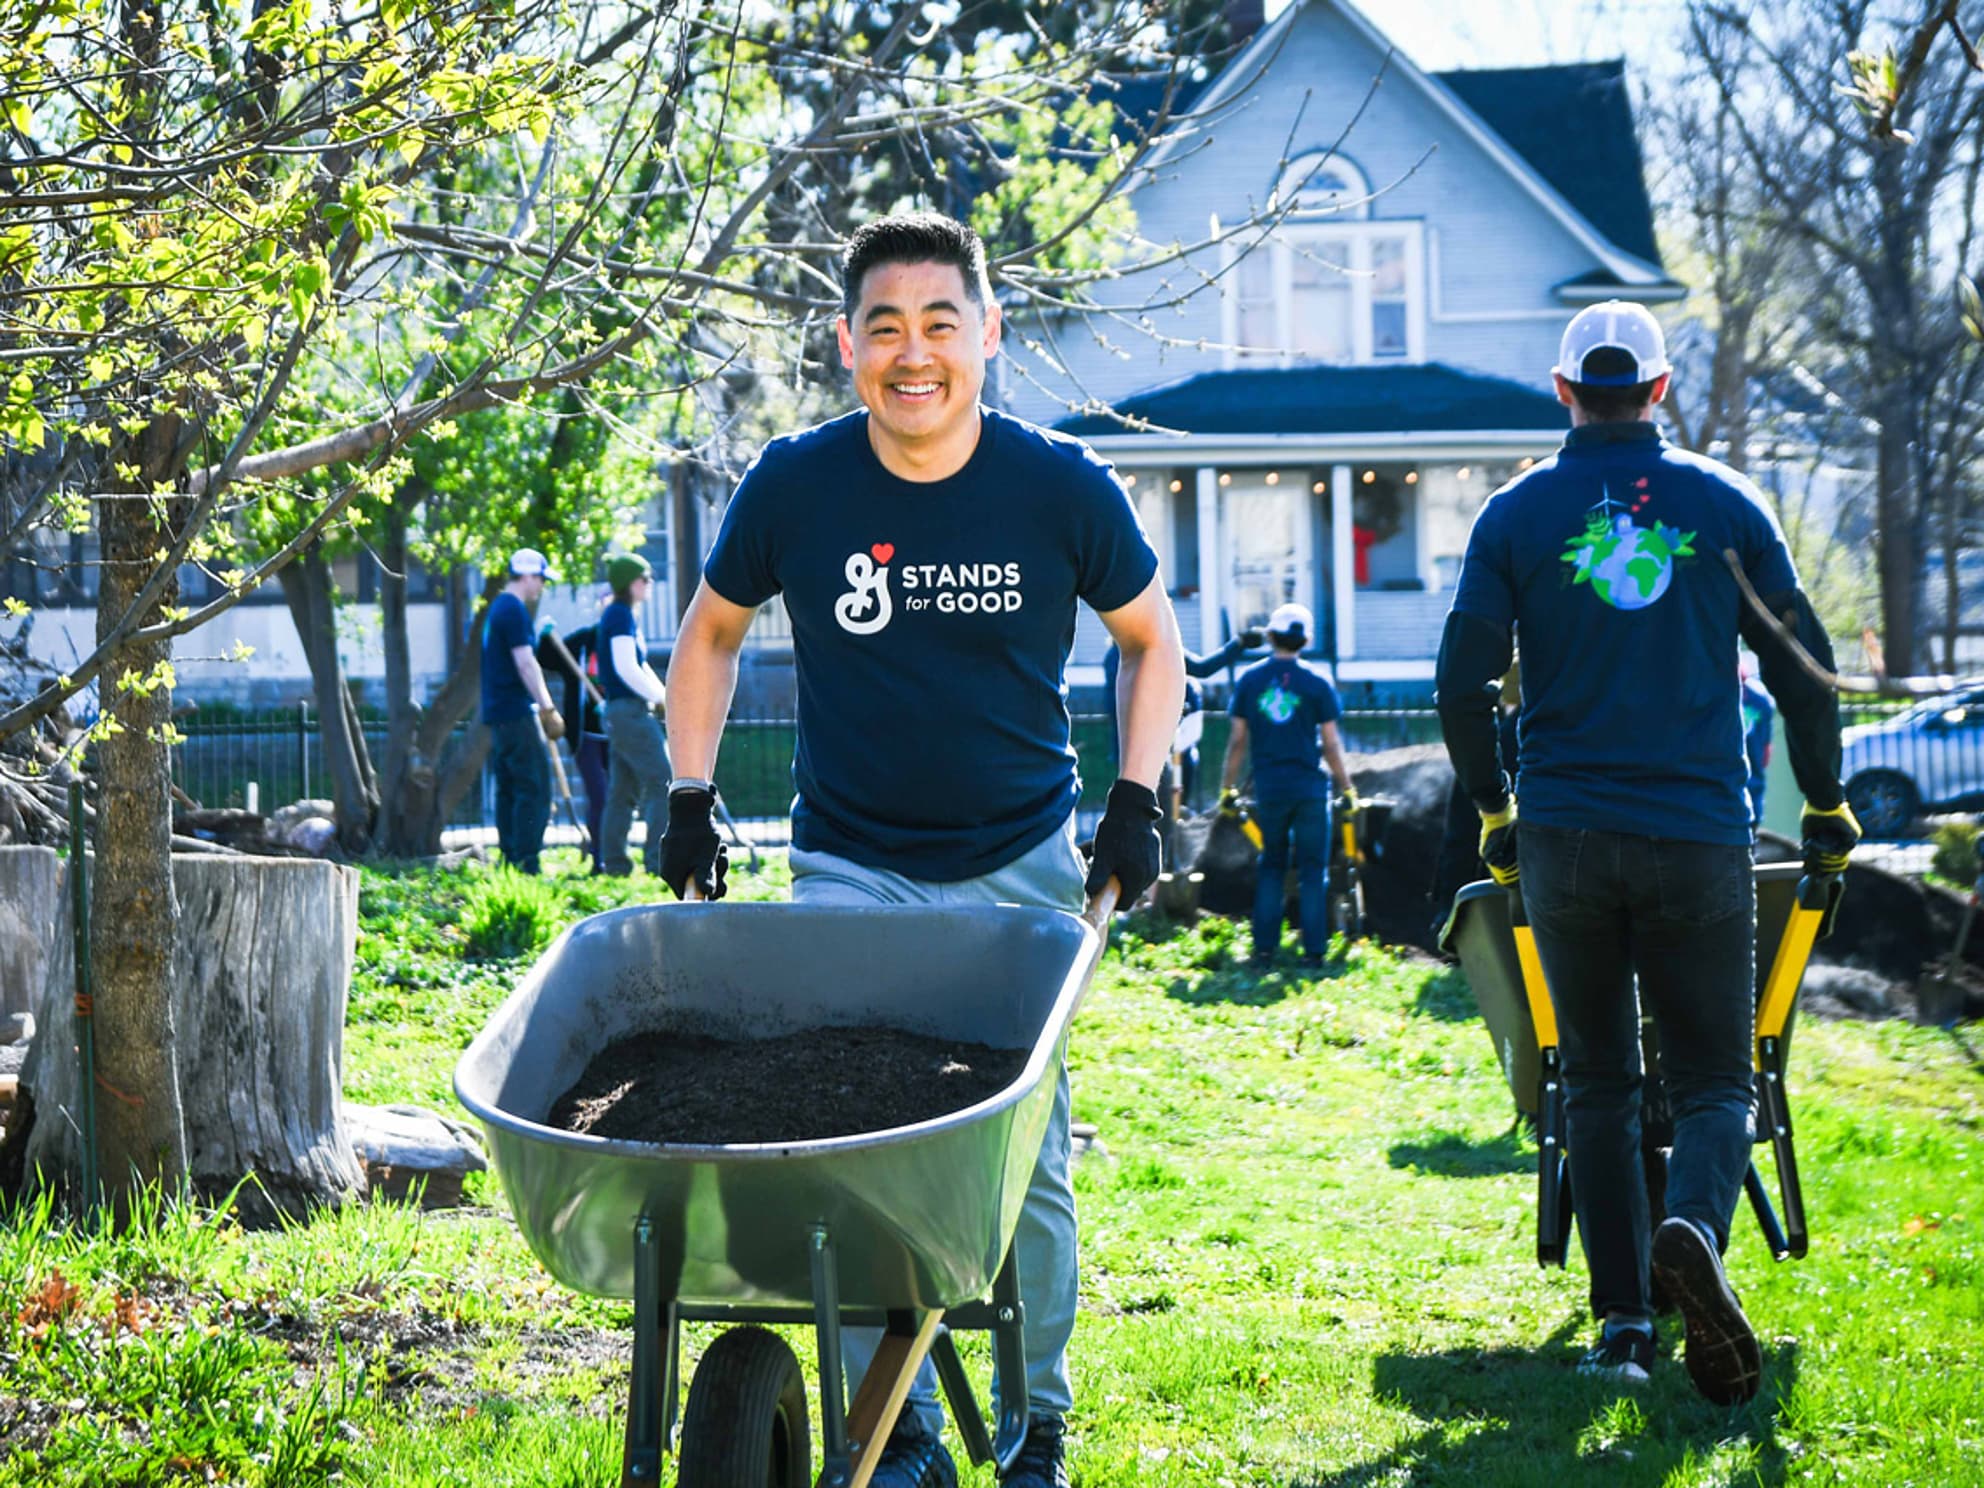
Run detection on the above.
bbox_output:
[480,546,565,874]
[1436,300,1857,1402]
[1218,601,1354,967]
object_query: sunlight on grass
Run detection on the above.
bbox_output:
[3,858,1979,1484]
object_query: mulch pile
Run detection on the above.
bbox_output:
[546,1026,1028,1144]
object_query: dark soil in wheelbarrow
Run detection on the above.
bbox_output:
[546,1026,1029,1144]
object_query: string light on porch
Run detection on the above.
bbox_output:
[1170,478,1183,493]
[1361,469,1376,484]
[1404,471,1418,485]
[1457,466,1472,480]
[1219,473,1231,486]
[1312,482,1325,494]
[1264,472,1279,486]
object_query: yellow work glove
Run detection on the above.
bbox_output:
[1800,800,1862,876]
[1478,800,1520,887]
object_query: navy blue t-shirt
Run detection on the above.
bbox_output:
[480,590,536,724]
[703,407,1159,881]
[598,601,644,702]
[1451,423,1799,845]
[1230,656,1342,801]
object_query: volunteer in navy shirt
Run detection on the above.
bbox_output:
[1435,300,1855,1406]
[595,553,672,877]
[1219,603,1353,966]
[479,547,563,875]
[658,213,1185,1487]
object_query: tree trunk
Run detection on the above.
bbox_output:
[1871,361,1923,679]
[21,855,365,1222]
[377,500,416,827]
[279,547,378,853]
[90,418,191,1210]
[374,579,500,857]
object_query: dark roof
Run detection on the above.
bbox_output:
[1052,363,1569,437]
[1434,60,1664,267]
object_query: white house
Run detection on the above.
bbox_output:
[1001,0,1682,695]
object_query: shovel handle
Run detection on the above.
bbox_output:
[1083,876,1121,929]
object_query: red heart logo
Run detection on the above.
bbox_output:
[871,542,895,564]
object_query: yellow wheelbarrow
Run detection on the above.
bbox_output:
[1439,860,1837,1268]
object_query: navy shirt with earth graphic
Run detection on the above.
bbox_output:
[703,407,1159,881]
[1230,656,1342,802]
[1450,422,1799,846]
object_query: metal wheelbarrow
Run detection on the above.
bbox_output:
[455,900,1111,1487]
[1438,860,1838,1268]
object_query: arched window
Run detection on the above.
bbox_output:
[1272,152,1370,220]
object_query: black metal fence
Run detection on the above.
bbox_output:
[181,696,1984,846]
[171,704,1451,846]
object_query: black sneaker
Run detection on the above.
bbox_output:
[1651,1216,1762,1405]
[867,1414,957,1488]
[1577,1325,1655,1385]
[999,1415,1071,1488]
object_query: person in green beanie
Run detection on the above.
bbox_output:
[599,553,671,875]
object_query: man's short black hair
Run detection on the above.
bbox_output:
[1565,345,1660,421]
[841,212,992,320]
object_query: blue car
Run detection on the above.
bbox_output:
[1841,686,1984,836]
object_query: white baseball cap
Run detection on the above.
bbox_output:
[1267,602,1313,644]
[1554,300,1671,387]
[508,547,557,581]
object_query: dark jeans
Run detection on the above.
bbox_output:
[1521,824,1757,1320]
[575,734,609,872]
[1251,795,1330,960]
[489,715,552,875]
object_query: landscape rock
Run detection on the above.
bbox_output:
[346,1102,488,1209]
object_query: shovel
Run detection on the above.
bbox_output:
[1918,867,1984,1026]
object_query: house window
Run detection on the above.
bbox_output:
[1225,223,1424,365]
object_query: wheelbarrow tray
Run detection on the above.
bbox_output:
[455,902,1103,1313]
[1440,860,1806,1115]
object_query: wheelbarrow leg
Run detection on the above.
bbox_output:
[812,1226,849,1470]
[1756,1035,1807,1258]
[930,1327,995,1467]
[623,1215,678,1486]
[988,1249,1031,1472]
[1536,1050,1572,1268]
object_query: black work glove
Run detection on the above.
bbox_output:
[1086,779,1163,907]
[1238,628,1265,648]
[1477,801,1519,887]
[1800,800,1862,878]
[658,786,728,900]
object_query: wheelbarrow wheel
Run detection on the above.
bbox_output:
[678,1326,811,1488]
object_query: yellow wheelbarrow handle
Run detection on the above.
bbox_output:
[1755,872,1842,1058]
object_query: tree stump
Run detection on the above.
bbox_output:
[0,846,70,1032]
[20,855,365,1221]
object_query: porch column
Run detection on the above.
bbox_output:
[1195,465,1220,648]
[1331,464,1355,660]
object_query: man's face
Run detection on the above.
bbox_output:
[837,260,1001,450]
[516,572,546,604]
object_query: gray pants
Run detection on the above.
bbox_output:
[790,817,1085,1433]
[602,697,669,876]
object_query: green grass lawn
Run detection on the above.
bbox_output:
[3,852,1980,1485]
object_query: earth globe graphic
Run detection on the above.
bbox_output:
[1582,515,1674,610]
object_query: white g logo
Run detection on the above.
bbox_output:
[833,551,893,635]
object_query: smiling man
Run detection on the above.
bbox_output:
[661,212,1185,1487]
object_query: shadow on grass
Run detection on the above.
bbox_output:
[1411,965,1480,1023]
[1163,955,1354,1008]
[1945,1021,1984,1075]
[1293,1328,1800,1488]
[1387,1124,1530,1178]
